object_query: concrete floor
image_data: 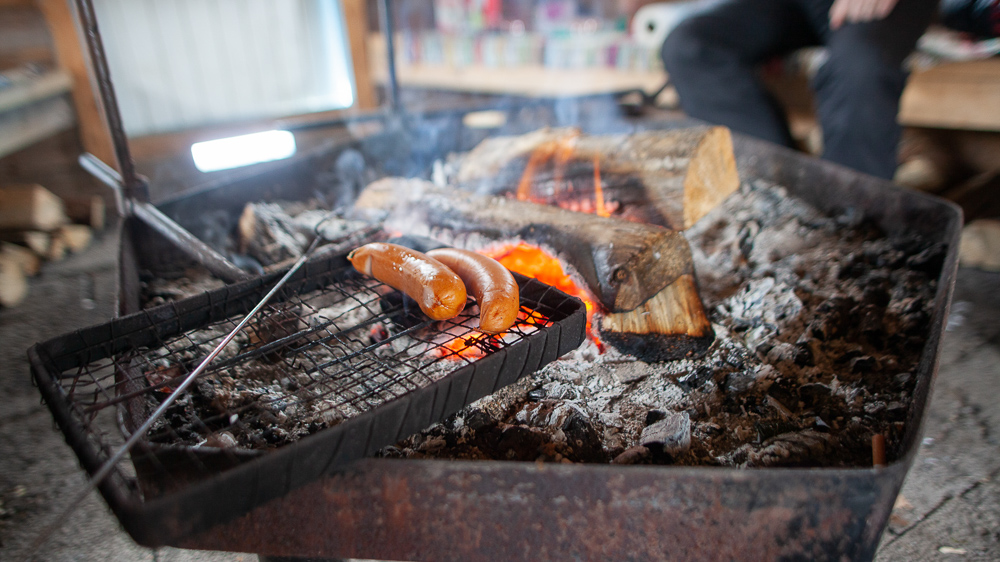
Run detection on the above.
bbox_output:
[0,224,998,561]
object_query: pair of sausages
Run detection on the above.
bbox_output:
[347,242,519,334]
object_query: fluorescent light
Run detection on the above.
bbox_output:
[191,130,296,173]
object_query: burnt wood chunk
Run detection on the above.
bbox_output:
[355,178,691,312]
[456,126,740,230]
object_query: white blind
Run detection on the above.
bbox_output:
[93,0,356,137]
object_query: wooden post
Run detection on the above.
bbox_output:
[342,0,377,110]
[37,0,117,170]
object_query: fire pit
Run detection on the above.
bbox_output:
[30,114,961,560]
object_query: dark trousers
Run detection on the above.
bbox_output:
[661,0,939,179]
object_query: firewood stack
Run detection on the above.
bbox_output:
[0,184,104,307]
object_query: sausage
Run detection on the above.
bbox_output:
[348,242,467,321]
[427,248,519,334]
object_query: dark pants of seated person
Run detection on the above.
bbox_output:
[661,0,939,179]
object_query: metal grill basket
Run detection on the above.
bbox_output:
[29,249,586,543]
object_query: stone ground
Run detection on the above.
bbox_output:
[0,226,997,561]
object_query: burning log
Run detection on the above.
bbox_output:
[456,126,740,230]
[355,178,714,360]
[356,178,691,312]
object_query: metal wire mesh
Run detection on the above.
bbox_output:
[34,252,580,504]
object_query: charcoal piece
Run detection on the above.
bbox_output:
[767,378,799,412]
[465,409,493,431]
[725,370,755,394]
[497,426,549,460]
[612,445,650,465]
[645,409,668,425]
[246,306,304,362]
[639,411,691,456]
[906,242,945,275]
[838,252,869,279]
[676,366,714,392]
[527,388,546,402]
[793,341,815,367]
[862,284,891,308]
[798,383,833,408]
[857,304,886,347]
[562,414,607,462]
[747,430,838,467]
[754,419,799,443]
[850,356,878,374]
[601,331,715,363]
[765,342,797,364]
[886,401,908,421]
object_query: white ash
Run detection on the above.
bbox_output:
[385,180,941,469]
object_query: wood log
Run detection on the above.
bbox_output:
[0,230,49,256]
[356,178,693,312]
[598,274,714,361]
[1,241,41,276]
[0,183,69,231]
[45,232,66,261]
[0,253,28,307]
[237,202,312,267]
[55,223,92,253]
[63,194,106,230]
[456,126,740,230]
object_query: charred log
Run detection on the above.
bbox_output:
[355,178,692,313]
[456,126,740,230]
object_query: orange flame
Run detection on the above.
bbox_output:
[516,132,580,201]
[593,155,610,218]
[436,243,602,360]
[484,242,600,345]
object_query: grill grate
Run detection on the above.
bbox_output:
[31,250,586,540]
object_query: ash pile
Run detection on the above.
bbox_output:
[136,128,943,471]
[379,179,941,468]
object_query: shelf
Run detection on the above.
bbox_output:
[376,62,665,98]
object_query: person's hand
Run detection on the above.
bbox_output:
[829,0,900,29]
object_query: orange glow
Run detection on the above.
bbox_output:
[516,148,548,201]
[515,132,580,201]
[440,332,489,360]
[484,242,600,345]
[434,244,602,360]
[593,156,610,218]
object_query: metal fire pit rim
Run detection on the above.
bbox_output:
[107,125,963,559]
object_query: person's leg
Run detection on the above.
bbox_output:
[810,0,939,178]
[661,0,821,147]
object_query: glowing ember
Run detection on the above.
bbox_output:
[440,332,490,360]
[484,242,601,345]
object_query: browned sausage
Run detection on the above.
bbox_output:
[427,248,519,334]
[348,242,467,321]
